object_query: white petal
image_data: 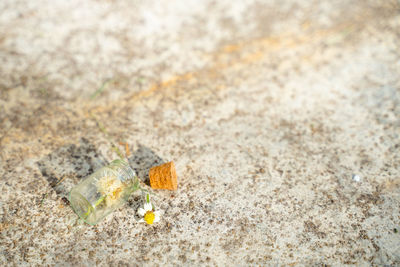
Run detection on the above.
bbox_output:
[153,210,161,218]
[138,218,145,223]
[137,208,146,216]
[144,202,152,211]
[153,216,160,223]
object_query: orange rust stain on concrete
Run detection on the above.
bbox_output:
[222,44,241,53]
[89,23,357,114]
[120,35,300,105]
[126,72,195,103]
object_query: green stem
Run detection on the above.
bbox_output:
[91,79,113,99]
[94,195,106,207]
[82,176,148,219]
[83,195,106,218]
[83,206,93,218]
[90,113,124,160]
[40,193,48,207]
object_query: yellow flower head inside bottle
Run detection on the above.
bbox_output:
[69,159,138,225]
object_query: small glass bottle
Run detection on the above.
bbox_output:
[69,159,139,225]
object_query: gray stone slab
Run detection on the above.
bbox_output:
[0,0,399,265]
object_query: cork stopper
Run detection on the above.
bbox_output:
[149,161,178,190]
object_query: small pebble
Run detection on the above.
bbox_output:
[352,174,361,182]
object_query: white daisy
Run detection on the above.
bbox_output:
[137,194,161,225]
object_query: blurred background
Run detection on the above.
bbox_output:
[0,0,399,265]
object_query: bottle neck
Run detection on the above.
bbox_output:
[107,159,136,182]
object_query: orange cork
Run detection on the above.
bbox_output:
[149,161,178,190]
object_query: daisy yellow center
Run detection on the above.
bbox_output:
[144,211,155,225]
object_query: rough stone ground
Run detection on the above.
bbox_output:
[1,0,400,266]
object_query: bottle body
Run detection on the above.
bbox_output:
[69,159,137,225]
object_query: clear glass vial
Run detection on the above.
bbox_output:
[69,159,138,225]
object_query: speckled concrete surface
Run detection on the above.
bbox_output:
[1,0,400,265]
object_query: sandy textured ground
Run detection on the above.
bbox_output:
[1,0,400,266]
